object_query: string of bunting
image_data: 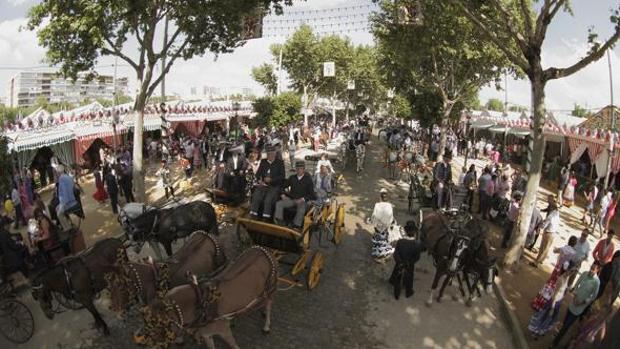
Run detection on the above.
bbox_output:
[272,4,375,16]
[262,26,372,38]
[263,13,373,24]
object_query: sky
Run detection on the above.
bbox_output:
[1,0,619,113]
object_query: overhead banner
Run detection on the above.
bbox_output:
[323,62,335,77]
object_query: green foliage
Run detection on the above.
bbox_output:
[373,0,509,124]
[252,92,301,128]
[252,63,278,96]
[485,98,505,112]
[269,25,388,109]
[27,0,293,110]
[391,94,411,119]
[572,104,590,118]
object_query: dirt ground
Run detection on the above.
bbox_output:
[2,134,515,349]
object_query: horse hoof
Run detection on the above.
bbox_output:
[436,298,442,303]
[425,301,432,307]
[466,299,473,307]
[262,328,271,335]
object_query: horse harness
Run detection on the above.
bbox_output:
[121,231,224,305]
[166,246,277,329]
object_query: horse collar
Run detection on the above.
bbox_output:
[127,263,145,303]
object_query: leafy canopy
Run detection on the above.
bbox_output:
[373,0,509,108]
[27,0,293,108]
[252,63,278,96]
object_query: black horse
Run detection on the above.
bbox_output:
[31,238,124,335]
[419,209,496,306]
[121,201,218,257]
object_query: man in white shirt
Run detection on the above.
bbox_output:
[533,201,561,267]
[595,190,613,237]
[569,229,592,286]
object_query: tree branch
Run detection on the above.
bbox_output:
[518,0,534,39]
[454,2,531,72]
[545,28,620,80]
[534,0,565,45]
[157,27,182,60]
[146,38,191,97]
[486,0,531,55]
[102,37,139,71]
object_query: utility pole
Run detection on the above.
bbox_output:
[605,49,616,189]
[504,70,508,113]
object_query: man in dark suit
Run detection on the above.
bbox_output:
[433,152,453,209]
[225,145,249,198]
[214,142,231,190]
[389,221,423,299]
[250,146,285,221]
[274,161,316,229]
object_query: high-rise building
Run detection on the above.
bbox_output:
[7,70,129,108]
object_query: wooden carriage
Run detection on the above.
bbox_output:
[236,199,345,290]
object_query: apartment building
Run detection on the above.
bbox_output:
[7,70,129,108]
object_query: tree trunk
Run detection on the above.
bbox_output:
[132,91,147,203]
[503,73,547,268]
[436,101,454,163]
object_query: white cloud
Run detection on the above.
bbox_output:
[479,39,620,113]
[6,0,30,6]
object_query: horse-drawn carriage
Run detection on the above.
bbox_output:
[0,270,34,344]
[236,194,345,290]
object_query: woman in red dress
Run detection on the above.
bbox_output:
[92,166,108,203]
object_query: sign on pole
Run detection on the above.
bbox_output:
[323,62,335,77]
[347,80,355,90]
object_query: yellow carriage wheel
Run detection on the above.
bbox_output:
[307,251,325,290]
[333,204,346,245]
[291,251,309,276]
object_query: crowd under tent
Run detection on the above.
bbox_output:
[73,120,128,166]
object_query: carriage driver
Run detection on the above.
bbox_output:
[433,152,453,209]
[274,161,316,229]
[250,145,286,221]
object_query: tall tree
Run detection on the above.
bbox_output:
[252,63,278,96]
[572,103,590,118]
[452,0,620,267]
[373,0,509,161]
[270,25,356,124]
[486,98,505,112]
[27,0,292,201]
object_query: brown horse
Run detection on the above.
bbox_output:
[107,231,227,317]
[419,210,495,306]
[31,238,124,335]
[140,246,278,349]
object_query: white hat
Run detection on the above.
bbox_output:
[380,188,388,194]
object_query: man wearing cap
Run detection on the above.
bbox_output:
[433,153,453,209]
[275,161,316,229]
[250,146,285,221]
